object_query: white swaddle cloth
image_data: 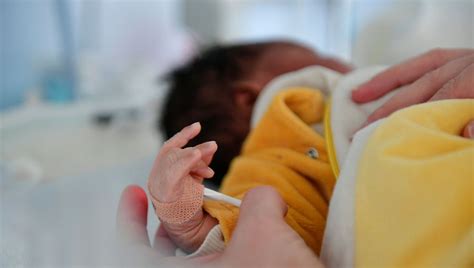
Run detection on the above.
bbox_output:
[252,65,397,161]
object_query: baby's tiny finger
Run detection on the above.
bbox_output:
[169,148,202,179]
[194,141,218,165]
[161,122,201,153]
[192,166,215,179]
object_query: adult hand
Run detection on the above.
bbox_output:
[352,48,474,127]
[462,120,474,139]
[116,185,324,267]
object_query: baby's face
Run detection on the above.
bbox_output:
[227,42,353,157]
[231,43,352,127]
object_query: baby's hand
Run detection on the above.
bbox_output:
[148,122,216,203]
[147,122,219,252]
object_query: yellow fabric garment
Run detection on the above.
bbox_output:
[324,98,340,178]
[203,88,335,254]
[356,100,474,267]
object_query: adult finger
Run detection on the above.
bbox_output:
[116,185,150,246]
[352,48,473,103]
[161,122,201,154]
[462,120,474,139]
[238,186,288,225]
[223,186,288,258]
[362,54,474,125]
[220,187,323,268]
[430,63,474,101]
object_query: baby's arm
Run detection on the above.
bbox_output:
[147,122,218,253]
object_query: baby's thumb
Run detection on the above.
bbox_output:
[238,186,288,222]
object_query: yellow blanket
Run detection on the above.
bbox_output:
[356,99,474,267]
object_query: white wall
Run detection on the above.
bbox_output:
[352,0,474,66]
[183,0,351,60]
[182,0,474,66]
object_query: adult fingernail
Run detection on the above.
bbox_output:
[361,121,370,129]
[468,123,474,139]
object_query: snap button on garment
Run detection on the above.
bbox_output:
[307,147,319,159]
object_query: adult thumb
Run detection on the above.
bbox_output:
[116,185,150,246]
[238,186,288,223]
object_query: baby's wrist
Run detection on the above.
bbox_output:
[149,178,204,225]
[149,177,210,253]
[149,178,186,204]
[162,210,218,253]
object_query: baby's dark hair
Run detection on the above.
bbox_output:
[160,43,272,185]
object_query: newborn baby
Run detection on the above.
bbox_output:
[152,41,351,255]
[148,44,474,265]
[160,41,351,185]
[150,84,334,255]
[149,60,474,259]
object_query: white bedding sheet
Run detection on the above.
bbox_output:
[1,156,160,266]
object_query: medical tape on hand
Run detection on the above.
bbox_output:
[149,179,204,225]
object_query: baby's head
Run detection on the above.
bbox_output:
[160,41,351,184]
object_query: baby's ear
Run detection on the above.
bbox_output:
[232,81,261,110]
